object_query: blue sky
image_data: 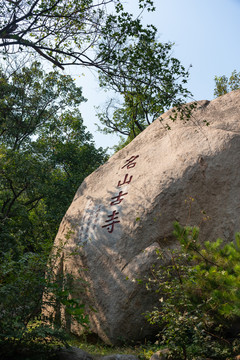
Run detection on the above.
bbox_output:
[70,0,240,150]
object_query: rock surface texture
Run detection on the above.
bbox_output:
[46,90,240,344]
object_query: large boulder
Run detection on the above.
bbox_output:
[45,90,240,344]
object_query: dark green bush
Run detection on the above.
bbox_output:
[0,238,89,359]
[145,222,240,360]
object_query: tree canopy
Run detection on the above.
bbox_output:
[214,70,240,97]
[0,0,155,71]
[0,61,106,353]
[0,61,106,252]
[0,0,193,150]
[97,24,192,145]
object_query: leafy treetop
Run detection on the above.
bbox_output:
[0,0,155,71]
[97,24,192,146]
[214,70,240,97]
[0,61,106,252]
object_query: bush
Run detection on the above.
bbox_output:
[145,222,240,360]
[0,237,89,359]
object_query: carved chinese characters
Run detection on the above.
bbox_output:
[101,210,120,233]
[77,155,139,243]
[48,91,240,345]
[102,155,139,234]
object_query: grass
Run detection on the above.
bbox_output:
[67,333,157,359]
[0,330,158,359]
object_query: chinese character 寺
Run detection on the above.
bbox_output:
[121,155,139,169]
[110,191,128,206]
[102,210,120,233]
[117,174,133,187]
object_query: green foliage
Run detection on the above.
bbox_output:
[145,222,240,359]
[214,70,240,97]
[0,237,89,359]
[69,333,144,357]
[97,25,193,146]
[0,61,106,357]
[0,0,157,71]
[0,61,106,250]
[0,0,194,151]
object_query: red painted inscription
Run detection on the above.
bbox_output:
[110,191,128,206]
[121,155,139,169]
[102,210,120,233]
[117,173,133,187]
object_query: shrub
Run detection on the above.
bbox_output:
[0,237,88,359]
[145,222,240,360]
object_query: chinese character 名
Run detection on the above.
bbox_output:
[117,173,133,187]
[110,191,128,206]
[121,155,139,169]
[102,210,120,233]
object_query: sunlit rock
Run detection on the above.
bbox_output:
[44,90,240,344]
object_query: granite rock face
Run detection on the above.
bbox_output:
[46,90,240,344]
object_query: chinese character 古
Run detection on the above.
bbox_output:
[110,191,128,206]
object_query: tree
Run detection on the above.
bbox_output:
[96,23,193,146]
[0,0,194,150]
[214,70,240,97]
[0,60,106,252]
[146,222,240,360]
[0,61,106,356]
[0,0,155,70]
